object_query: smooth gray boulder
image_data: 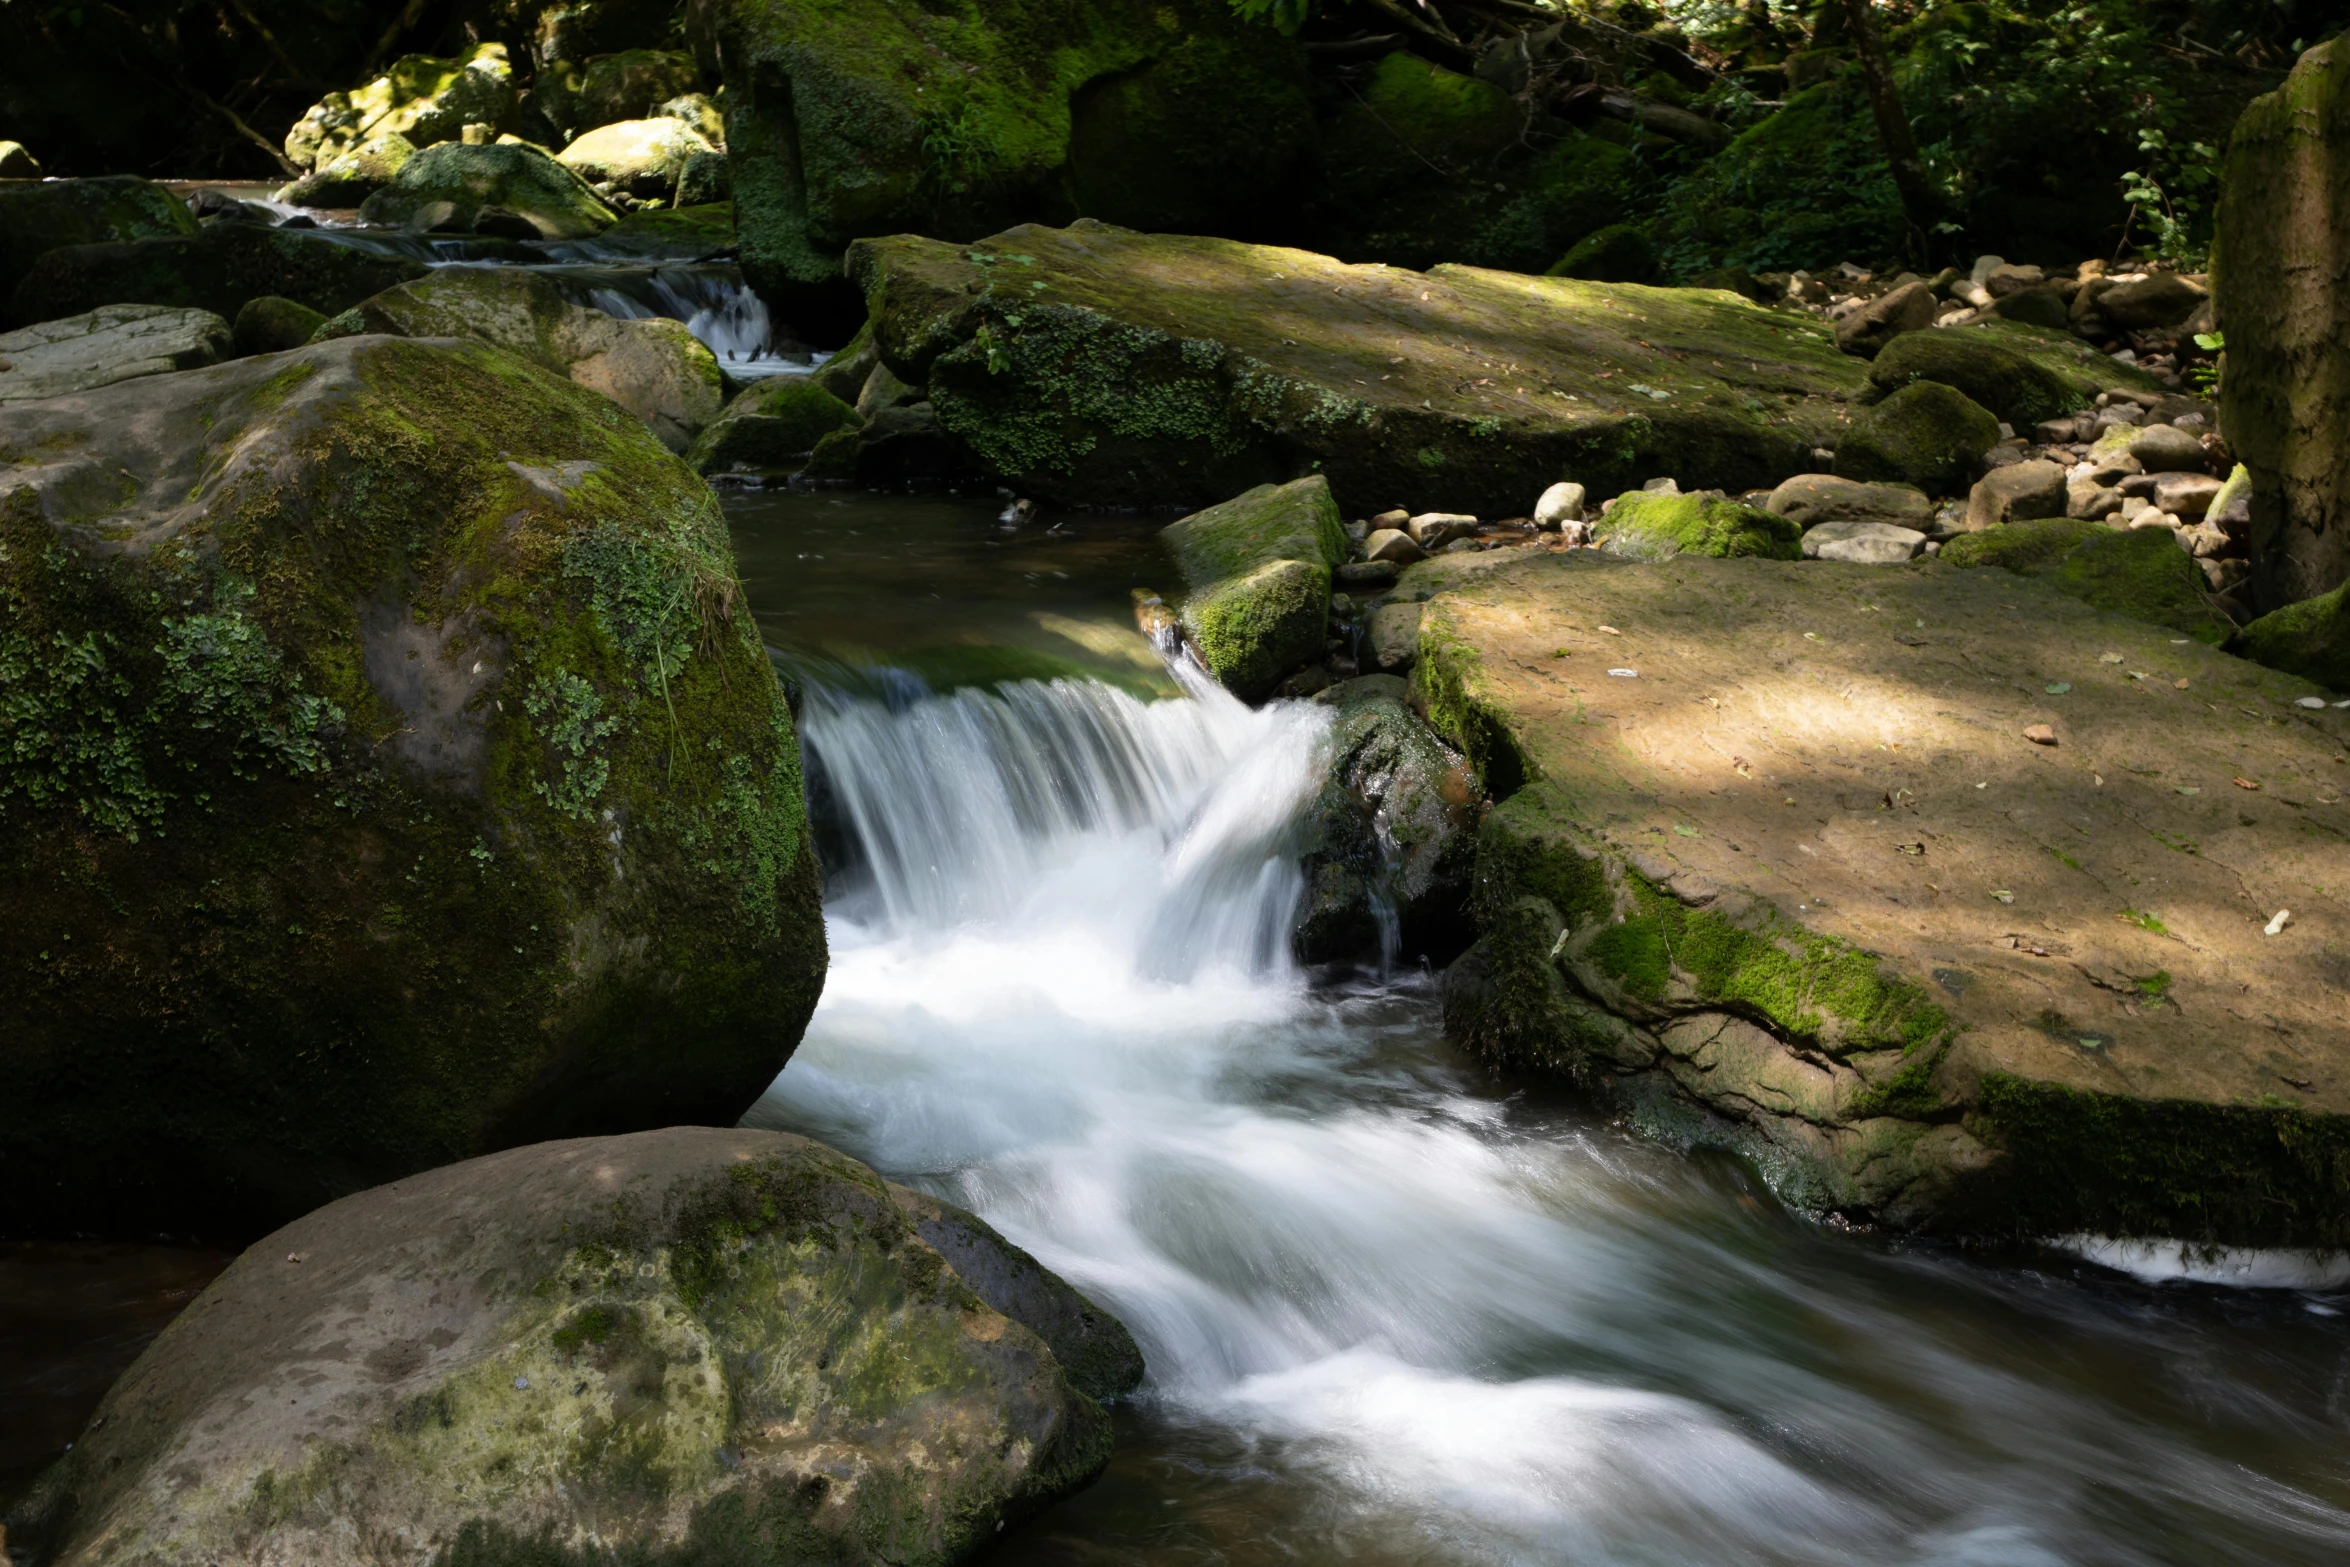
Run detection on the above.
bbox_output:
[4,1128,1137,1567]
[1801,519,1926,563]
[0,304,231,403]
[1765,473,1933,531]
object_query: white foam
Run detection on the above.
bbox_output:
[2052,1234,2350,1290]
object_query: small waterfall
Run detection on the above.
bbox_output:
[586,266,813,379]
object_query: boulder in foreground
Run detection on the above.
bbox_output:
[850,221,1870,513]
[0,337,825,1239]
[1420,548,2350,1245]
[5,1128,1135,1566]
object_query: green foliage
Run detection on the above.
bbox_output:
[522,670,620,821]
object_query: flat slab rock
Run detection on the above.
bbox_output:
[0,303,230,403]
[1418,547,2350,1245]
[851,220,1870,514]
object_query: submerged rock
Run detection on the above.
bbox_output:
[1162,474,1349,701]
[1296,678,1479,965]
[0,304,231,403]
[1419,547,2350,1245]
[4,1128,1133,1566]
[359,140,617,239]
[0,174,200,305]
[850,221,1868,513]
[10,222,426,330]
[0,336,825,1238]
[328,266,725,452]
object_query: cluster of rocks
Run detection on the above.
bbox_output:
[276,42,726,219]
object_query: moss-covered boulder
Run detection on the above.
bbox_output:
[1833,380,2000,496]
[1304,53,1631,274]
[1944,518,2231,644]
[0,174,198,303]
[1162,474,1347,701]
[559,116,717,200]
[702,0,1313,315]
[359,141,617,239]
[0,304,231,403]
[4,1128,1133,1566]
[686,378,863,475]
[1547,223,1659,285]
[1865,327,2087,429]
[275,130,416,208]
[282,43,515,173]
[9,223,426,331]
[2238,585,2350,692]
[594,202,737,259]
[2215,36,2350,614]
[1295,677,1479,964]
[849,221,1871,513]
[1416,546,2350,1244]
[232,294,327,356]
[0,336,825,1239]
[1595,490,1801,560]
[333,266,724,451]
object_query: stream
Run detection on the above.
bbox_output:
[726,491,2350,1567]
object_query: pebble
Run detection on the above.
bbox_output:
[2023,724,2058,745]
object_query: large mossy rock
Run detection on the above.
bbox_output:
[331,267,724,451]
[4,1128,1134,1566]
[1594,490,1801,560]
[701,0,1313,317]
[2216,37,2350,614]
[359,141,618,239]
[850,221,1869,513]
[1865,327,2089,429]
[2234,585,2350,692]
[1295,677,1479,965]
[1943,518,2231,644]
[1833,380,2000,496]
[1416,547,2350,1245]
[0,336,825,1239]
[282,43,515,173]
[9,223,426,331]
[0,175,199,303]
[0,304,232,404]
[687,378,863,475]
[1162,475,1347,701]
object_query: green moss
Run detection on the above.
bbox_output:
[1183,559,1327,702]
[1865,329,2086,427]
[1938,516,2109,573]
[2238,582,2350,692]
[359,142,616,238]
[1972,1073,2350,1246]
[1161,475,1346,589]
[1595,491,1802,560]
[687,380,861,475]
[2047,528,2231,645]
[1833,380,2000,495]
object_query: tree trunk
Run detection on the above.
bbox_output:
[1839,0,1938,264]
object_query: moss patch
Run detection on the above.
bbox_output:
[1833,379,2000,496]
[1865,328,2087,428]
[1595,491,1801,561]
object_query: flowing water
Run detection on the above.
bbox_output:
[731,492,2350,1567]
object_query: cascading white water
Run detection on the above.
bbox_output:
[751,665,2350,1565]
[586,267,814,379]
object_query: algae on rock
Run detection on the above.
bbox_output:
[5,1129,1134,1567]
[0,336,825,1239]
[1161,474,1348,701]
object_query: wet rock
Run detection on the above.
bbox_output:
[687,379,863,475]
[1295,682,1478,965]
[2096,272,2207,331]
[335,266,724,452]
[1764,473,1933,531]
[1834,381,2000,496]
[231,294,327,356]
[282,43,514,174]
[1833,279,1936,358]
[1369,601,1423,672]
[0,337,826,1238]
[1863,327,2090,429]
[1596,491,1800,560]
[850,222,1870,513]
[360,141,616,239]
[3,1129,1129,1567]
[557,117,717,201]
[1420,551,2350,1243]
[1966,459,2068,530]
[0,304,230,403]
[2128,423,2208,474]
[12,222,426,328]
[1801,520,1925,563]
[1162,475,1349,702]
[0,175,199,307]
